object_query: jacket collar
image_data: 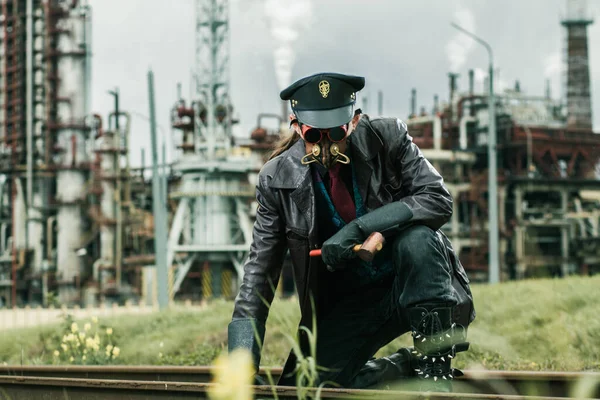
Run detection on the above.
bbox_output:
[268,115,385,214]
[269,139,310,190]
[347,115,383,161]
[269,115,382,190]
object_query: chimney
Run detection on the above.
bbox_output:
[468,69,474,95]
[433,94,439,114]
[514,80,521,92]
[448,73,459,102]
[410,88,416,118]
[545,79,552,99]
[377,90,383,116]
[561,0,594,130]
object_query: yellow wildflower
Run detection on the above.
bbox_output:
[106,344,113,357]
[92,316,98,324]
[106,328,113,335]
[53,350,60,357]
[79,332,86,340]
[71,322,78,333]
[69,356,74,362]
[112,347,120,357]
[83,349,87,355]
[158,352,163,358]
[208,349,254,400]
[84,323,91,331]
[82,355,86,361]
[61,344,68,352]
[86,337,96,349]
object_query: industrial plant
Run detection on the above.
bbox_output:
[0,0,598,308]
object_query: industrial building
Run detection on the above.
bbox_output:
[0,0,598,307]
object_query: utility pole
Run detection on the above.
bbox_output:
[148,70,169,308]
[451,22,500,284]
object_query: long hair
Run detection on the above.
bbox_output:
[269,129,301,160]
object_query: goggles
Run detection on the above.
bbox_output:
[301,124,348,144]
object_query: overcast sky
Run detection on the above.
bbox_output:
[88,0,600,167]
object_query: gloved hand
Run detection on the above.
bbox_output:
[321,220,364,268]
[321,202,414,269]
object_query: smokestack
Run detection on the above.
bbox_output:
[433,94,439,114]
[448,73,459,102]
[410,88,416,118]
[545,79,552,99]
[514,80,521,93]
[561,0,594,130]
[468,69,474,95]
[377,90,383,116]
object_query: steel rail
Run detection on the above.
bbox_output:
[1,366,599,398]
[0,375,576,400]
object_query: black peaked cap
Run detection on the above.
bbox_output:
[280,72,365,128]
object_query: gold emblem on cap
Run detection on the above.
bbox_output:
[319,80,330,98]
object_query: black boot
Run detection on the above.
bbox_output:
[408,304,466,393]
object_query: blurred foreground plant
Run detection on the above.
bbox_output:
[41,314,119,365]
[209,348,254,400]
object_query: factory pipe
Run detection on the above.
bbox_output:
[459,115,476,150]
[410,89,416,118]
[148,69,169,309]
[433,115,442,150]
[46,216,55,260]
[26,0,33,244]
[468,69,474,95]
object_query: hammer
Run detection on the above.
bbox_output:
[309,232,385,263]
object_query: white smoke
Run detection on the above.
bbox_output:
[473,67,510,93]
[264,0,313,91]
[544,52,562,78]
[445,5,476,73]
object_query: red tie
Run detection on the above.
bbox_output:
[328,163,356,224]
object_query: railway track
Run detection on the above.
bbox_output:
[1,366,598,399]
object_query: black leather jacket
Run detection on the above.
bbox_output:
[232,115,474,334]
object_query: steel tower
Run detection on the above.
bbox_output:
[167,0,255,301]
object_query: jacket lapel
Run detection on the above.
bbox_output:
[348,116,384,210]
[269,140,316,239]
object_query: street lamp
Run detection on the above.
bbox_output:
[451,22,500,284]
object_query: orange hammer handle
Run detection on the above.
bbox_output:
[309,232,385,263]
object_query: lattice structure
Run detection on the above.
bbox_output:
[166,0,255,301]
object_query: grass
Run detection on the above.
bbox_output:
[1,275,599,372]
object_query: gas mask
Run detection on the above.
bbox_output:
[299,125,351,168]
